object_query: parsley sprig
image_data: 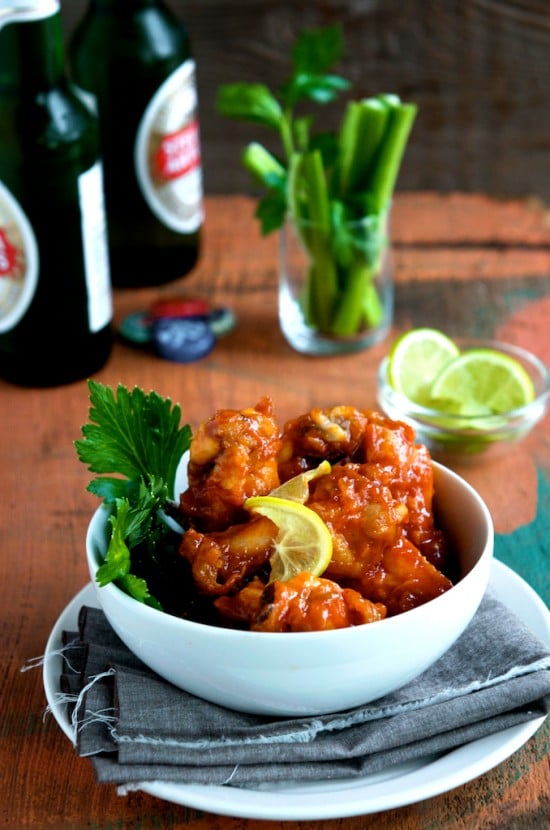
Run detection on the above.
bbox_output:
[76,381,192,609]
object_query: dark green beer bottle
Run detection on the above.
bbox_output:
[0,1,113,387]
[70,0,203,288]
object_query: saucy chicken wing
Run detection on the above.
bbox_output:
[180,514,276,595]
[279,405,370,480]
[362,414,448,571]
[352,536,453,616]
[179,397,281,532]
[306,463,407,581]
[216,572,386,632]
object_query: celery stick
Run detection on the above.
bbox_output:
[300,151,338,329]
[367,102,417,213]
[362,280,384,327]
[337,98,388,197]
[331,259,372,336]
[301,150,331,229]
[331,254,384,336]
[376,93,402,109]
[287,151,338,331]
[242,142,286,187]
[329,208,387,336]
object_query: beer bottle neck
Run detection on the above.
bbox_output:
[15,10,66,90]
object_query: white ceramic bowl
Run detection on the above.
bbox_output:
[378,338,549,464]
[86,460,493,717]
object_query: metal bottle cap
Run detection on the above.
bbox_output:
[153,316,216,363]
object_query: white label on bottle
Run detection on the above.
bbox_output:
[134,59,203,234]
[0,2,59,30]
[0,180,39,333]
[78,162,113,333]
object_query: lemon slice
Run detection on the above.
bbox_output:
[388,328,460,404]
[244,495,333,583]
[269,460,331,503]
[429,348,536,415]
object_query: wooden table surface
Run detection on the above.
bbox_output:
[1,193,549,830]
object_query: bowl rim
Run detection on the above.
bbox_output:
[86,461,494,641]
[378,337,550,430]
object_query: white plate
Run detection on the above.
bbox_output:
[43,560,549,820]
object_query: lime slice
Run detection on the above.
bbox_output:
[429,348,536,415]
[244,495,333,583]
[387,328,460,404]
[269,460,331,503]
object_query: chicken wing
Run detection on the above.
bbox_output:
[307,463,407,581]
[179,397,281,532]
[352,535,453,616]
[180,514,276,595]
[278,405,370,480]
[216,572,387,632]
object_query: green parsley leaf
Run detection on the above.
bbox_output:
[96,479,173,609]
[77,381,192,610]
[87,477,139,504]
[97,499,132,586]
[75,380,191,499]
[118,573,162,610]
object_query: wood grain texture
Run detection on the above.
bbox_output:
[60,1,550,201]
[1,193,549,829]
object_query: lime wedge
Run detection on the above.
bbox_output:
[387,328,460,404]
[429,348,536,414]
[244,495,333,583]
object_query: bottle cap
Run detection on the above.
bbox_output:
[209,306,236,337]
[119,311,154,345]
[119,303,235,351]
[151,296,210,320]
[152,316,216,363]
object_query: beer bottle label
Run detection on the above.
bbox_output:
[0,181,39,333]
[135,59,203,234]
[78,161,113,332]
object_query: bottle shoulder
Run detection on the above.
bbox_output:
[21,82,99,159]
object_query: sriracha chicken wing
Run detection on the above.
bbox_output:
[278,406,370,480]
[352,536,453,616]
[362,416,448,571]
[180,515,276,595]
[179,397,281,532]
[216,573,386,632]
[306,464,407,581]
[213,577,266,627]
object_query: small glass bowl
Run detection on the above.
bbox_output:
[377,338,550,463]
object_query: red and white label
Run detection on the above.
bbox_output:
[155,120,201,182]
[0,183,38,333]
[0,228,20,277]
[135,60,203,234]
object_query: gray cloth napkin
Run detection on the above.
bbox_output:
[60,593,550,788]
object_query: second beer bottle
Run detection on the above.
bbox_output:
[70,0,204,288]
